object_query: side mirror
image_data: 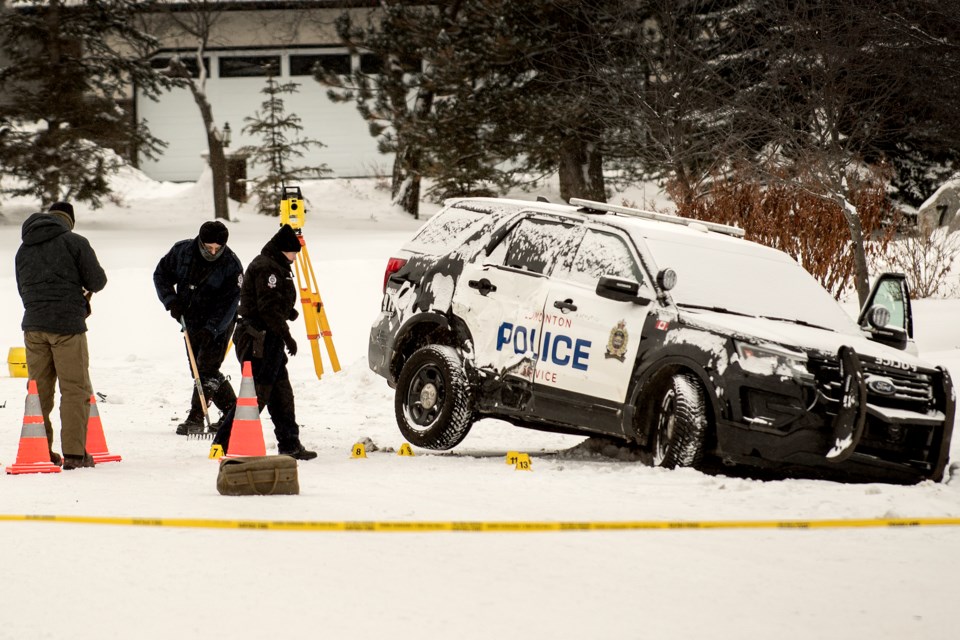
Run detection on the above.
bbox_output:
[870,325,909,351]
[866,305,890,330]
[857,273,913,351]
[596,276,651,305]
[656,268,677,292]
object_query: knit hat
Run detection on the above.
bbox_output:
[199,220,229,245]
[272,224,302,253]
[49,201,75,223]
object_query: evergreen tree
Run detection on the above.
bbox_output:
[0,0,170,208]
[442,0,621,203]
[324,1,643,207]
[322,2,453,217]
[322,0,959,216]
[864,0,960,207]
[151,0,233,220]
[596,0,767,197]
[240,71,329,217]
[734,0,960,303]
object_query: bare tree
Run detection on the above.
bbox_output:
[729,1,928,305]
[594,0,758,200]
[674,161,896,300]
[149,0,231,220]
[886,223,960,299]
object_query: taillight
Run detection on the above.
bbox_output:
[383,257,407,293]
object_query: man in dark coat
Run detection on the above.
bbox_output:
[154,220,243,434]
[15,201,107,470]
[212,224,317,460]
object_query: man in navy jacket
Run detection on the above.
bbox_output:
[154,221,243,434]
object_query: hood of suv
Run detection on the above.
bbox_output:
[679,308,931,369]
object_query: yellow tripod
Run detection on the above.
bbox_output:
[281,186,340,379]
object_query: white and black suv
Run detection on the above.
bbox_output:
[368,197,955,483]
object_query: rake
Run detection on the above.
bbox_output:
[180,318,216,440]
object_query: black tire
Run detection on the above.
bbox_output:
[649,373,707,469]
[394,344,474,450]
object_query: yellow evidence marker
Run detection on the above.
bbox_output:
[351,442,367,458]
[515,453,532,471]
[506,451,521,465]
[398,443,415,456]
[208,444,224,460]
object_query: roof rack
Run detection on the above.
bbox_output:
[569,198,745,239]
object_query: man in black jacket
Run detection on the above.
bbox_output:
[212,224,317,460]
[154,221,243,435]
[15,202,107,470]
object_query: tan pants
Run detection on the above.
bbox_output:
[24,331,93,457]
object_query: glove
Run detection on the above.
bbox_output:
[283,334,298,356]
[169,301,184,323]
[288,308,299,322]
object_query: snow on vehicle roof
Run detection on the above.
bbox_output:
[445,198,853,334]
[445,196,750,242]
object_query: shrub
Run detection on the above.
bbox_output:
[668,164,895,299]
[885,222,960,299]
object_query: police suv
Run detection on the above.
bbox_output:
[368,197,955,483]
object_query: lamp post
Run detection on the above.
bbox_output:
[222,122,231,148]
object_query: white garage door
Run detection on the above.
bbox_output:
[136,49,389,182]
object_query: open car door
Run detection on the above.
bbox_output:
[857,272,916,354]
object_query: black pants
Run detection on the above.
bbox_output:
[212,329,300,453]
[184,327,236,419]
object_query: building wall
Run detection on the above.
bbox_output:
[135,4,389,182]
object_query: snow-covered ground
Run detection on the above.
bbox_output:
[1,170,958,639]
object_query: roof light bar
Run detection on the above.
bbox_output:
[569,198,745,238]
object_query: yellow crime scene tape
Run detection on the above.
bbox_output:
[0,514,959,532]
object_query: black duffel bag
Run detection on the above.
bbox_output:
[216,455,299,496]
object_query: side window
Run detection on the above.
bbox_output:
[872,278,906,330]
[219,56,280,78]
[407,206,487,254]
[290,53,351,76]
[360,53,383,74]
[488,218,573,276]
[559,229,644,286]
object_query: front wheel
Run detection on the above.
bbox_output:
[648,373,707,469]
[395,345,474,450]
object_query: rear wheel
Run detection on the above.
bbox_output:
[395,345,474,450]
[649,373,707,469]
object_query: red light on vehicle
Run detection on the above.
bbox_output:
[383,257,407,293]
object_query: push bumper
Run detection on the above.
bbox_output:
[717,348,954,483]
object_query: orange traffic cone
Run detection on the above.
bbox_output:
[226,361,266,458]
[85,394,121,464]
[6,380,61,475]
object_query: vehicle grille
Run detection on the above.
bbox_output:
[803,354,948,473]
[808,356,935,413]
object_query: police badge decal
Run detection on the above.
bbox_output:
[605,320,628,362]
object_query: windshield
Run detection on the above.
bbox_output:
[637,230,858,334]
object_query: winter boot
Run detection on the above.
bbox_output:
[176,410,204,436]
[279,443,318,461]
[63,453,96,470]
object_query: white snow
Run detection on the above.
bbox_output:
[0,172,959,640]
